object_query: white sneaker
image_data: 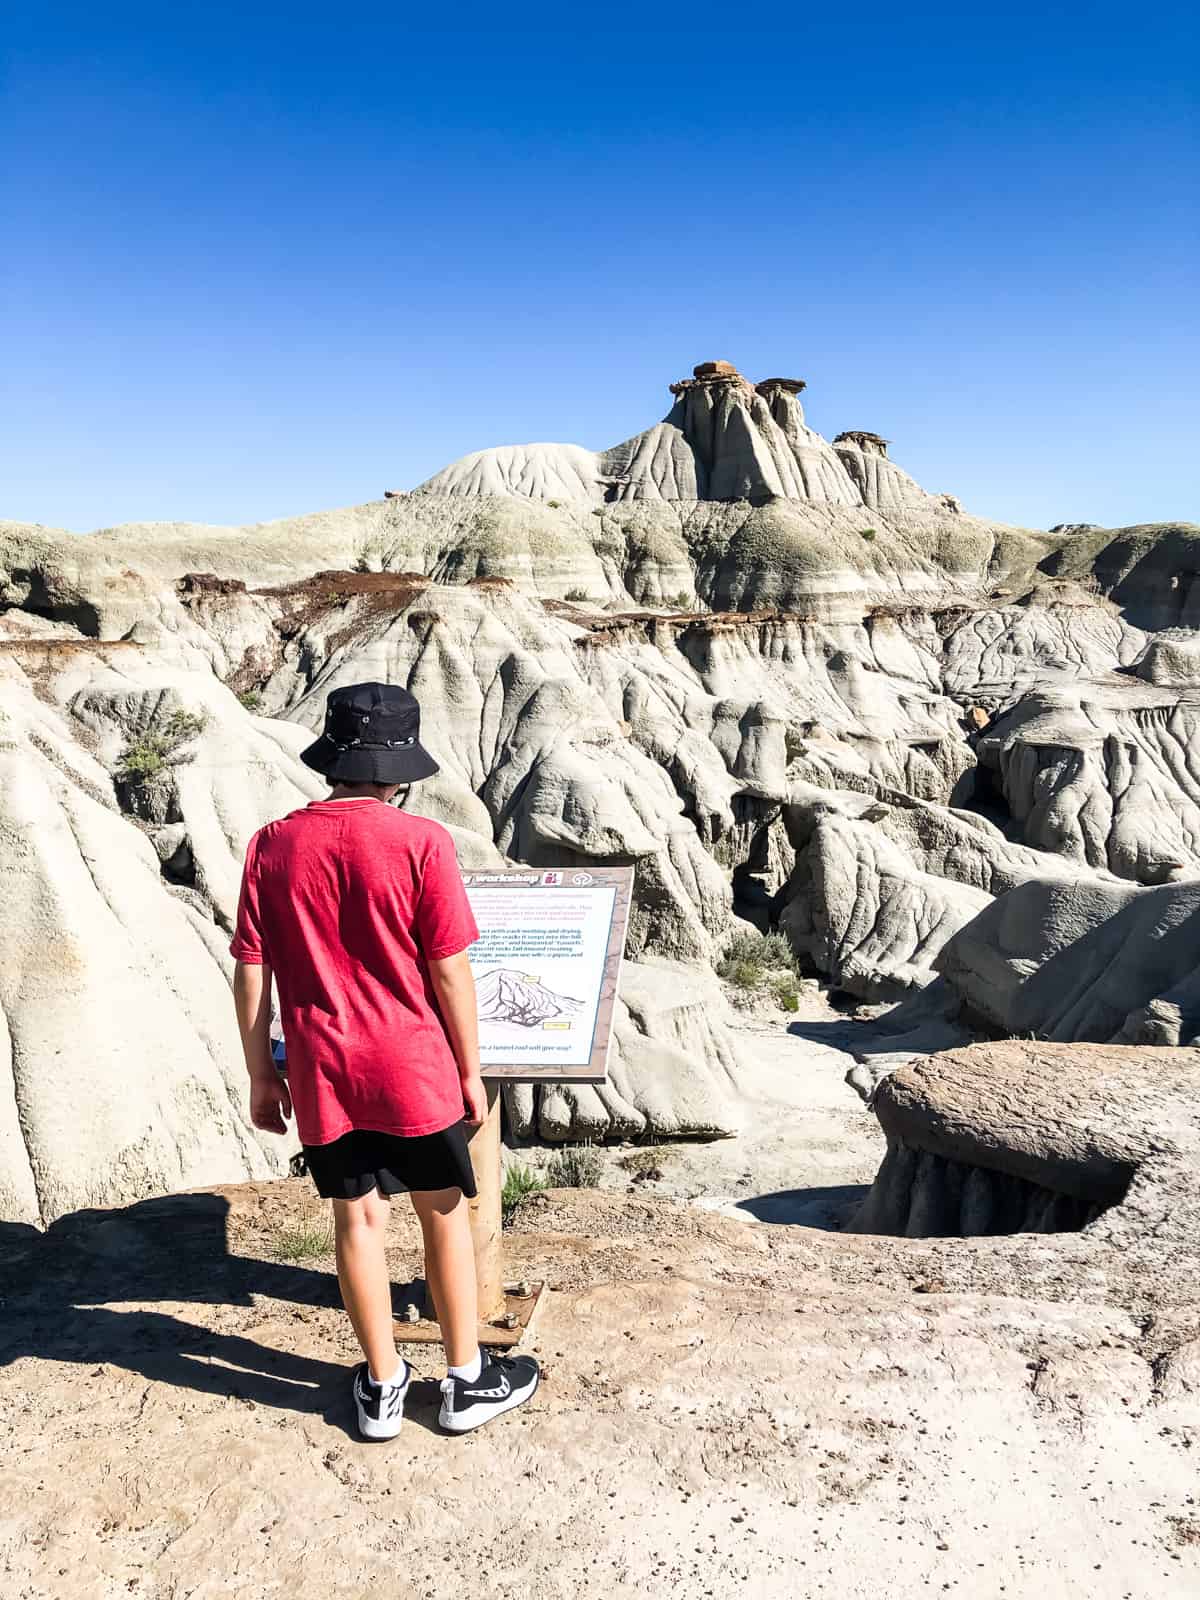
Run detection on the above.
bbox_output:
[438,1353,540,1433]
[352,1359,411,1441]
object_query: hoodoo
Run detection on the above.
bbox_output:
[833,430,890,454]
[419,360,916,508]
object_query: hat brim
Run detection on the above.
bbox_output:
[299,735,440,785]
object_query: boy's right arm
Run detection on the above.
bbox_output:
[428,950,487,1125]
[234,959,292,1135]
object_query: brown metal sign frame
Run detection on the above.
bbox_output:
[460,865,635,1084]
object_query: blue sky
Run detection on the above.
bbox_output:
[2,3,1197,533]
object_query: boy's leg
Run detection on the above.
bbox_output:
[411,1185,540,1433]
[332,1189,402,1383]
[409,1186,479,1369]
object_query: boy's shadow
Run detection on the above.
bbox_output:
[0,1194,445,1438]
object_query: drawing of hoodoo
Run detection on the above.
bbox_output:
[476,969,585,1028]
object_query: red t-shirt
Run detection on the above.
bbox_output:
[230,798,479,1147]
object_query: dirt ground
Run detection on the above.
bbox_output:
[2,1162,1199,1600]
[2,1004,1198,1599]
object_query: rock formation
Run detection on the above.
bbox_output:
[0,358,1197,1220]
[851,1040,1200,1249]
[935,877,1200,1044]
[420,359,944,510]
[831,429,938,512]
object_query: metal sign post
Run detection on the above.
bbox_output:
[396,866,634,1349]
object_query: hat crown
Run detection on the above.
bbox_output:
[324,683,420,748]
[299,680,438,783]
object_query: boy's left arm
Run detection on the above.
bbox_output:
[234,960,292,1134]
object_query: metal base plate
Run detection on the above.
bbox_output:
[392,1280,546,1349]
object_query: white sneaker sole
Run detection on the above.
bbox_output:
[355,1372,411,1441]
[439,1370,539,1433]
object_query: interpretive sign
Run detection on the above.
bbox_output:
[462,865,634,1082]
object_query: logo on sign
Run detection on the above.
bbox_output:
[540,870,563,886]
[571,872,594,885]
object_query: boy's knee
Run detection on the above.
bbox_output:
[333,1191,390,1235]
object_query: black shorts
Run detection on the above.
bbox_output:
[302,1122,477,1201]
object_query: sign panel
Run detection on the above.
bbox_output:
[462,866,634,1082]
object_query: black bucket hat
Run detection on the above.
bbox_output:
[300,682,440,785]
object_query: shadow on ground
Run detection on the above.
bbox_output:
[786,1018,897,1055]
[0,1194,444,1436]
[733,1183,869,1229]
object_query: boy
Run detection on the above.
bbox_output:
[231,681,539,1440]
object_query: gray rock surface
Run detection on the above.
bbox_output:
[1132,627,1200,685]
[0,655,297,1223]
[935,876,1200,1044]
[774,782,1089,1001]
[777,791,992,999]
[977,680,1200,880]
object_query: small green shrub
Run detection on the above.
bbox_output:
[772,975,801,1013]
[237,689,262,711]
[718,928,803,1004]
[172,710,206,737]
[564,587,591,602]
[720,927,799,975]
[859,528,878,542]
[765,933,801,971]
[669,590,693,608]
[501,1163,547,1226]
[720,927,765,967]
[119,710,207,782]
[720,960,761,990]
[547,499,563,509]
[270,1219,333,1261]
[547,1142,604,1188]
[120,739,169,780]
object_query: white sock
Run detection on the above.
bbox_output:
[368,1357,407,1388]
[447,1349,483,1384]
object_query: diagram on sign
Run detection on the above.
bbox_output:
[475,969,584,1033]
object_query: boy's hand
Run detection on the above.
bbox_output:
[461,1074,488,1126]
[250,1072,293,1134]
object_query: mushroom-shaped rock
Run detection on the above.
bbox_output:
[833,430,890,457]
[755,377,807,395]
[421,362,874,506]
[832,430,941,512]
[849,1040,1200,1240]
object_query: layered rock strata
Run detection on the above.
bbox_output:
[0,359,1196,1216]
